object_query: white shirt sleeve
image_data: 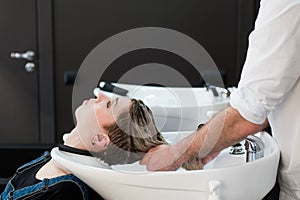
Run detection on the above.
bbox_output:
[230,1,300,124]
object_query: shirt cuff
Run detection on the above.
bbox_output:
[230,87,269,124]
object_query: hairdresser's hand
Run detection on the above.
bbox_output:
[140,144,185,171]
[201,151,221,165]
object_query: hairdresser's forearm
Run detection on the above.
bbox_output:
[174,106,269,165]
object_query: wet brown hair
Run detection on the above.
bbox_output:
[101,99,167,165]
[98,98,203,170]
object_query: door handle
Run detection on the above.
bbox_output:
[24,62,35,72]
[10,50,35,61]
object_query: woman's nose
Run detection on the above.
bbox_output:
[95,92,109,103]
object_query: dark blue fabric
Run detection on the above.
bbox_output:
[0,151,89,200]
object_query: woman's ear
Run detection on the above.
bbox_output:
[91,133,110,151]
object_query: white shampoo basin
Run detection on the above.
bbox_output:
[51,131,279,200]
[94,83,233,132]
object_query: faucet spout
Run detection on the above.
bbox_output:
[205,83,219,97]
[244,135,264,162]
[205,83,231,100]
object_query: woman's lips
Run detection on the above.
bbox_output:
[83,98,94,105]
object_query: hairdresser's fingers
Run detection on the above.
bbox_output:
[140,145,168,166]
[139,152,151,165]
[158,161,182,171]
[144,156,177,172]
[140,145,181,171]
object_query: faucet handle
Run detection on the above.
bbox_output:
[245,135,265,162]
[229,143,245,155]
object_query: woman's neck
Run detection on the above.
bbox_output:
[63,127,86,150]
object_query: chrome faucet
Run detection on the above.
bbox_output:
[229,142,245,155]
[205,83,219,97]
[244,135,265,162]
[205,83,231,100]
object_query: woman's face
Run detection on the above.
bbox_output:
[76,93,132,129]
[75,92,132,150]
